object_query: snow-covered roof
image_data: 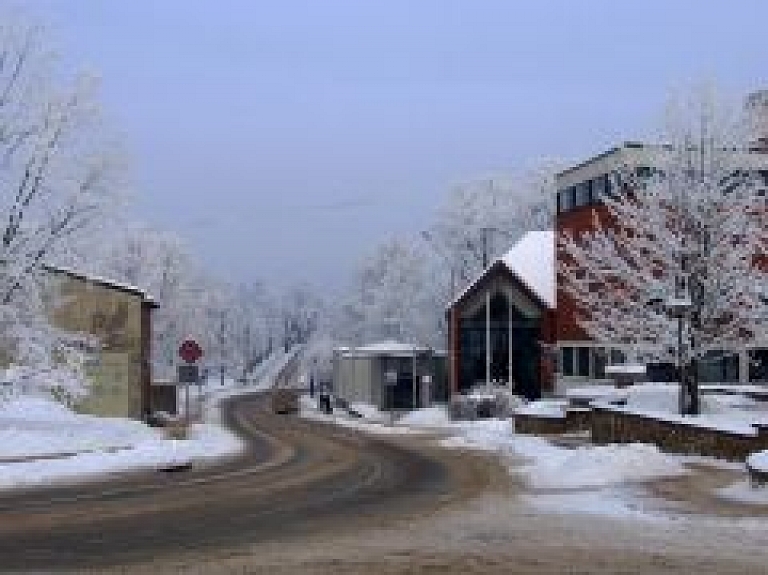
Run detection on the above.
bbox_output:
[501,230,555,308]
[449,230,555,310]
[342,340,445,358]
[44,265,157,304]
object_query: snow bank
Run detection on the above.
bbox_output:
[0,422,242,491]
[441,427,688,489]
[517,438,688,489]
[747,450,768,473]
[0,396,159,459]
[348,402,387,422]
[515,399,566,418]
[717,480,768,505]
[0,395,244,490]
[397,406,451,427]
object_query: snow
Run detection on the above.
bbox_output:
[514,399,566,418]
[44,264,155,302]
[342,340,440,357]
[0,395,243,489]
[0,423,241,490]
[717,480,768,505]
[501,230,556,307]
[448,230,555,310]
[604,364,646,375]
[747,450,768,473]
[0,347,305,491]
[522,488,661,520]
[397,406,451,427]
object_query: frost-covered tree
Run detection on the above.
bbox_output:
[0,14,121,394]
[338,238,444,348]
[560,88,768,415]
[84,226,198,379]
[425,165,558,286]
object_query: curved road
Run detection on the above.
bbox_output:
[0,392,490,572]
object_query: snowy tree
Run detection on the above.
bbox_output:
[560,88,768,415]
[0,14,121,393]
[338,238,444,348]
[425,165,558,287]
[84,226,198,379]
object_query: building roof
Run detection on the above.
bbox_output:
[43,265,158,305]
[339,340,446,358]
[448,230,555,310]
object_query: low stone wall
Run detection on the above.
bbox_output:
[591,406,767,462]
[514,413,567,435]
[514,408,592,435]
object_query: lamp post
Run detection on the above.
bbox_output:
[666,295,692,415]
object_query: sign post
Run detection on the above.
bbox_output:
[178,339,203,424]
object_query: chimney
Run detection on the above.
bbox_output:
[745,90,768,153]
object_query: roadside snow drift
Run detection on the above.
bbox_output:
[0,395,243,490]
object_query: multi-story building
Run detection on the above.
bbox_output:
[554,139,768,392]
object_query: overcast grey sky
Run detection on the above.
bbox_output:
[25,1,768,293]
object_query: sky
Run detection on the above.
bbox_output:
[20,1,768,294]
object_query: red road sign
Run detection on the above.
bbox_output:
[179,339,203,363]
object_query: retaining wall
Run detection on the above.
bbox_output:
[591,406,768,462]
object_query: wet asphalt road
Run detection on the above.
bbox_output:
[0,393,454,572]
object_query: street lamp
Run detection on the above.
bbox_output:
[648,284,693,415]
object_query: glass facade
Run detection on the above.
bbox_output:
[458,292,541,399]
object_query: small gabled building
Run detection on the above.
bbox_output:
[446,230,556,400]
[44,265,158,419]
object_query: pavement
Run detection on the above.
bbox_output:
[0,391,481,572]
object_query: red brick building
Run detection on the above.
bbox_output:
[554,141,768,391]
[448,137,768,398]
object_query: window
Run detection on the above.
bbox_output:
[576,347,590,377]
[610,348,626,365]
[575,182,590,207]
[593,348,607,379]
[591,176,605,204]
[561,347,574,376]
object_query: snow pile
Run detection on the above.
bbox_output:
[514,438,688,489]
[397,406,451,427]
[747,450,768,473]
[0,395,243,490]
[442,428,688,489]
[440,419,516,452]
[0,423,242,491]
[717,480,768,505]
[515,399,567,418]
[348,402,388,422]
[0,396,159,459]
[624,384,679,412]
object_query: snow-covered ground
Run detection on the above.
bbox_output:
[300,396,767,520]
[0,348,300,491]
[0,394,243,490]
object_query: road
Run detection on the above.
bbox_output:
[0,392,502,572]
